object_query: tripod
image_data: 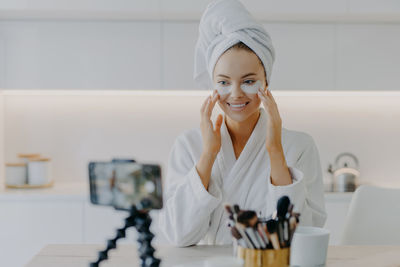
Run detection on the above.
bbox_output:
[90,205,161,267]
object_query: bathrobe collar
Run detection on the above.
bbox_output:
[217,107,268,200]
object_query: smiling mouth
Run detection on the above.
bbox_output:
[227,102,250,108]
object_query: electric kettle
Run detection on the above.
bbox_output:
[327,152,360,192]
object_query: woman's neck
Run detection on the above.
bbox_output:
[225,109,260,147]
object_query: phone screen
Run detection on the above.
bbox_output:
[89,162,162,210]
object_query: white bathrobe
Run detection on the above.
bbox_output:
[158,107,327,246]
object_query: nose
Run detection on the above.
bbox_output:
[230,82,245,98]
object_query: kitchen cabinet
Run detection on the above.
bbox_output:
[0,21,162,89]
[83,202,138,244]
[0,199,84,267]
[264,23,335,91]
[161,22,201,90]
[336,24,400,91]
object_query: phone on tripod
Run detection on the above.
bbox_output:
[88,161,163,211]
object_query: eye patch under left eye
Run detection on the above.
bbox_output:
[240,80,262,94]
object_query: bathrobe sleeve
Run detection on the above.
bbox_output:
[158,133,221,246]
[267,135,327,227]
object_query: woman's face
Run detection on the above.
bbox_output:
[213,48,267,123]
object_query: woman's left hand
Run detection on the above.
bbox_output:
[257,86,292,186]
[257,87,283,152]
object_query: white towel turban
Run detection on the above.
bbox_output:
[193,0,275,90]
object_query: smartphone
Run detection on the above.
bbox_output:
[88,161,163,211]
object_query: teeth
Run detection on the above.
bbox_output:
[230,103,246,108]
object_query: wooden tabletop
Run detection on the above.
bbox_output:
[26,244,400,267]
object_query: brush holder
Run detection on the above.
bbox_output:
[237,246,290,267]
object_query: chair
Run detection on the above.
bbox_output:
[340,185,400,245]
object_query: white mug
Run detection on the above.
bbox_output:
[27,158,52,185]
[290,226,330,267]
[5,163,27,185]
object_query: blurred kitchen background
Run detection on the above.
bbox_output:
[0,0,399,266]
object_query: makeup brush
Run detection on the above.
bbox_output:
[277,196,291,247]
[237,210,265,249]
[225,204,233,214]
[235,223,255,249]
[231,226,241,239]
[244,227,261,249]
[287,203,294,215]
[261,222,273,249]
[266,220,280,250]
[286,203,297,245]
[237,210,258,228]
[233,204,241,214]
[253,222,267,249]
[257,222,270,247]
[277,196,290,218]
[226,207,251,249]
[293,212,300,222]
[288,215,297,245]
[231,225,247,248]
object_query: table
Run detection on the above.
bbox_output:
[26,244,400,267]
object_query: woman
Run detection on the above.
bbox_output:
[158,0,326,246]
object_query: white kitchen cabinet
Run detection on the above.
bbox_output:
[348,0,400,14]
[161,22,201,90]
[336,24,400,91]
[243,0,347,18]
[83,202,138,244]
[0,0,161,19]
[0,199,84,267]
[264,23,335,91]
[0,21,162,89]
[160,0,211,20]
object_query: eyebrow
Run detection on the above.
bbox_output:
[217,72,257,79]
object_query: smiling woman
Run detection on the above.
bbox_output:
[213,43,266,123]
[158,0,327,247]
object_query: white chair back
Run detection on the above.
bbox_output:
[340,185,400,245]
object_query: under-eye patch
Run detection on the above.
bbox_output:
[215,80,263,95]
[240,80,262,94]
[215,83,233,95]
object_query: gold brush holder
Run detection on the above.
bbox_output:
[237,246,290,267]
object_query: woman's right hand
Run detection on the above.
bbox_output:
[200,89,223,158]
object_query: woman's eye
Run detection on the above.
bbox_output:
[244,80,254,84]
[218,81,228,86]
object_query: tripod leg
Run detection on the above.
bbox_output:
[134,212,161,267]
[89,206,161,267]
[89,214,134,266]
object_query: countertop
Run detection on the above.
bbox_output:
[0,181,353,201]
[26,244,400,267]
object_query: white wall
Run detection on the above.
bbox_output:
[0,20,399,90]
[2,90,400,188]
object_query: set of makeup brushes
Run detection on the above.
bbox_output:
[225,196,300,250]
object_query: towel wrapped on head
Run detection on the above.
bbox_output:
[193,0,275,90]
